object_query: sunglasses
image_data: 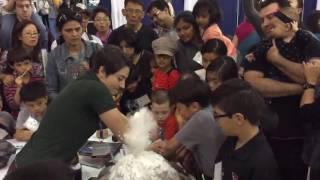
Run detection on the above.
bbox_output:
[57,12,82,25]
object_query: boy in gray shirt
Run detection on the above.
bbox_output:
[151,78,225,179]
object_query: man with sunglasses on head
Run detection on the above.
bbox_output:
[108,0,158,52]
[243,1,320,180]
[0,0,48,49]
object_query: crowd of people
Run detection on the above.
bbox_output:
[0,0,320,180]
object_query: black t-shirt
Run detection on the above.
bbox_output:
[244,30,320,138]
[108,24,158,52]
[16,72,116,167]
[219,132,280,180]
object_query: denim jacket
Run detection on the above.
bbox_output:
[46,41,100,99]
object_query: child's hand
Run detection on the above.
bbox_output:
[303,60,320,85]
[291,21,299,32]
[148,139,163,153]
[15,76,24,87]
[245,53,256,62]
[2,74,14,86]
[267,39,282,63]
[15,70,29,87]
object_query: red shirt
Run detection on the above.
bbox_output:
[235,21,255,44]
[152,69,180,91]
[160,114,179,140]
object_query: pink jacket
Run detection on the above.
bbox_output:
[202,24,236,56]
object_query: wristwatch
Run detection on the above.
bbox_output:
[303,83,316,90]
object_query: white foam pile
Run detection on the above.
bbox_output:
[123,108,157,155]
[104,108,180,180]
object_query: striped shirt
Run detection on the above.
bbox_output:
[3,63,44,118]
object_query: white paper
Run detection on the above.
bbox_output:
[23,116,40,132]
[193,51,203,65]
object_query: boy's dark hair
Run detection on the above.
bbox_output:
[147,0,170,14]
[206,56,238,82]
[201,38,227,56]
[92,7,110,21]
[90,45,129,75]
[174,11,202,43]
[125,0,144,9]
[169,78,210,107]
[152,90,170,104]
[192,0,222,25]
[112,27,142,53]
[5,48,32,73]
[20,81,47,102]
[56,8,82,31]
[306,10,320,33]
[4,160,74,180]
[260,0,290,9]
[210,79,266,125]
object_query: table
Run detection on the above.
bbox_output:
[0,137,221,180]
[0,133,122,180]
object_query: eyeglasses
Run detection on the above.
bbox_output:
[23,32,39,37]
[125,9,144,15]
[94,18,110,22]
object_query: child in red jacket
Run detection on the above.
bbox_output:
[151,37,180,91]
[151,90,178,140]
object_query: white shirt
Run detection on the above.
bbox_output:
[110,0,126,29]
[184,0,197,11]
